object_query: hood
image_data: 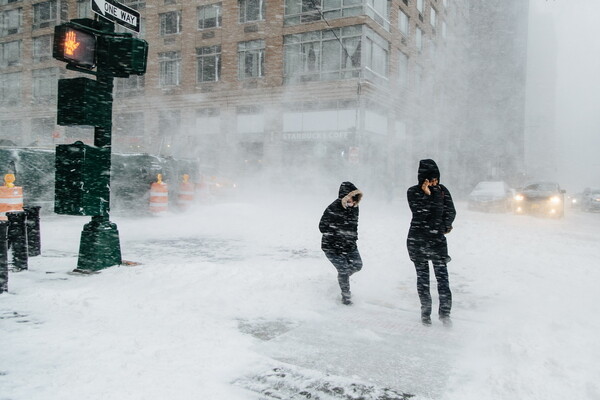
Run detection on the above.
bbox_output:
[338,181,363,208]
[418,159,440,184]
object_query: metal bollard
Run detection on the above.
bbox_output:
[0,221,8,293]
[24,206,41,257]
[7,211,28,270]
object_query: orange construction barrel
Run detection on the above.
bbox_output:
[0,174,24,221]
[149,174,168,214]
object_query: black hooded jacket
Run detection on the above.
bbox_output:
[406,159,456,262]
[319,182,363,253]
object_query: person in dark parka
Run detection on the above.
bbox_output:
[407,159,456,325]
[319,182,364,305]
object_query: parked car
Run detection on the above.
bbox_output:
[468,181,514,212]
[581,188,600,212]
[513,182,565,217]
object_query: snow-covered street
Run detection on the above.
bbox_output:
[1,193,599,400]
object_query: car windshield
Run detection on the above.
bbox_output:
[524,183,558,191]
[471,182,506,194]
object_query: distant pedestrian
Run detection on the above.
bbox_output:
[319,182,364,305]
[406,159,456,326]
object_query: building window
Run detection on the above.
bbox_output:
[197,3,221,29]
[416,26,422,50]
[121,0,145,9]
[196,45,221,83]
[239,0,265,23]
[31,117,55,146]
[238,40,264,79]
[282,100,357,136]
[284,0,362,26]
[398,51,408,88]
[0,72,20,106]
[430,6,436,27]
[114,112,144,137]
[77,0,91,17]
[114,112,145,152]
[115,75,145,97]
[32,68,58,103]
[33,35,53,63]
[160,11,182,36]
[33,0,67,30]
[0,0,22,4]
[284,25,361,83]
[159,51,181,87]
[0,8,22,36]
[366,0,390,31]
[195,108,220,135]
[158,110,181,154]
[365,35,388,79]
[0,119,21,145]
[416,0,423,14]
[398,8,409,36]
[414,64,423,94]
[0,40,20,67]
[236,106,264,134]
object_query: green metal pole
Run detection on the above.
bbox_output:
[75,24,122,273]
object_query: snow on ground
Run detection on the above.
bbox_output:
[1,192,599,400]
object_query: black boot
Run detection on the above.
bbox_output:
[439,315,452,327]
[341,291,352,305]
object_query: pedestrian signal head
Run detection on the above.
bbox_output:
[53,24,96,69]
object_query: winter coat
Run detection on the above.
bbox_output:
[319,182,363,253]
[407,159,456,262]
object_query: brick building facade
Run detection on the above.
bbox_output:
[0,0,527,193]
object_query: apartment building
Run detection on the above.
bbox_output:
[1,0,527,191]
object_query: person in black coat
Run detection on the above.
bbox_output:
[319,181,364,305]
[407,159,456,325]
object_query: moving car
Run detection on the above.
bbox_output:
[581,188,600,212]
[566,192,582,209]
[468,181,514,212]
[513,182,565,217]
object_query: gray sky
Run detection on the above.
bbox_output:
[529,0,600,192]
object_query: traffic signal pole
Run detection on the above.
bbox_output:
[53,17,147,272]
[76,54,122,273]
[74,22,121,273]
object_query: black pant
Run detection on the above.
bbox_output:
[413,259,452,317]
[324,248,363,294]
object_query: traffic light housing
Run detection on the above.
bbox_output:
[55,141,111,216]
[97,35,148,77]
[57,77,111,127]
[53,19,148,78]
[53,23,97,69]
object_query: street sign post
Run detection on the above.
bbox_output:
[91,0,141,33]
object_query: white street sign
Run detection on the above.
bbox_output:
[91,0,141,33]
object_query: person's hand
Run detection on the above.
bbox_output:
[445,227,453,234]
[421,179,431,195]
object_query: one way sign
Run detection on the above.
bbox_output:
[91,0,141,33]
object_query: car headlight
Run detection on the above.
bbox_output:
[514,194,524,201]
[550,196,561,204]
